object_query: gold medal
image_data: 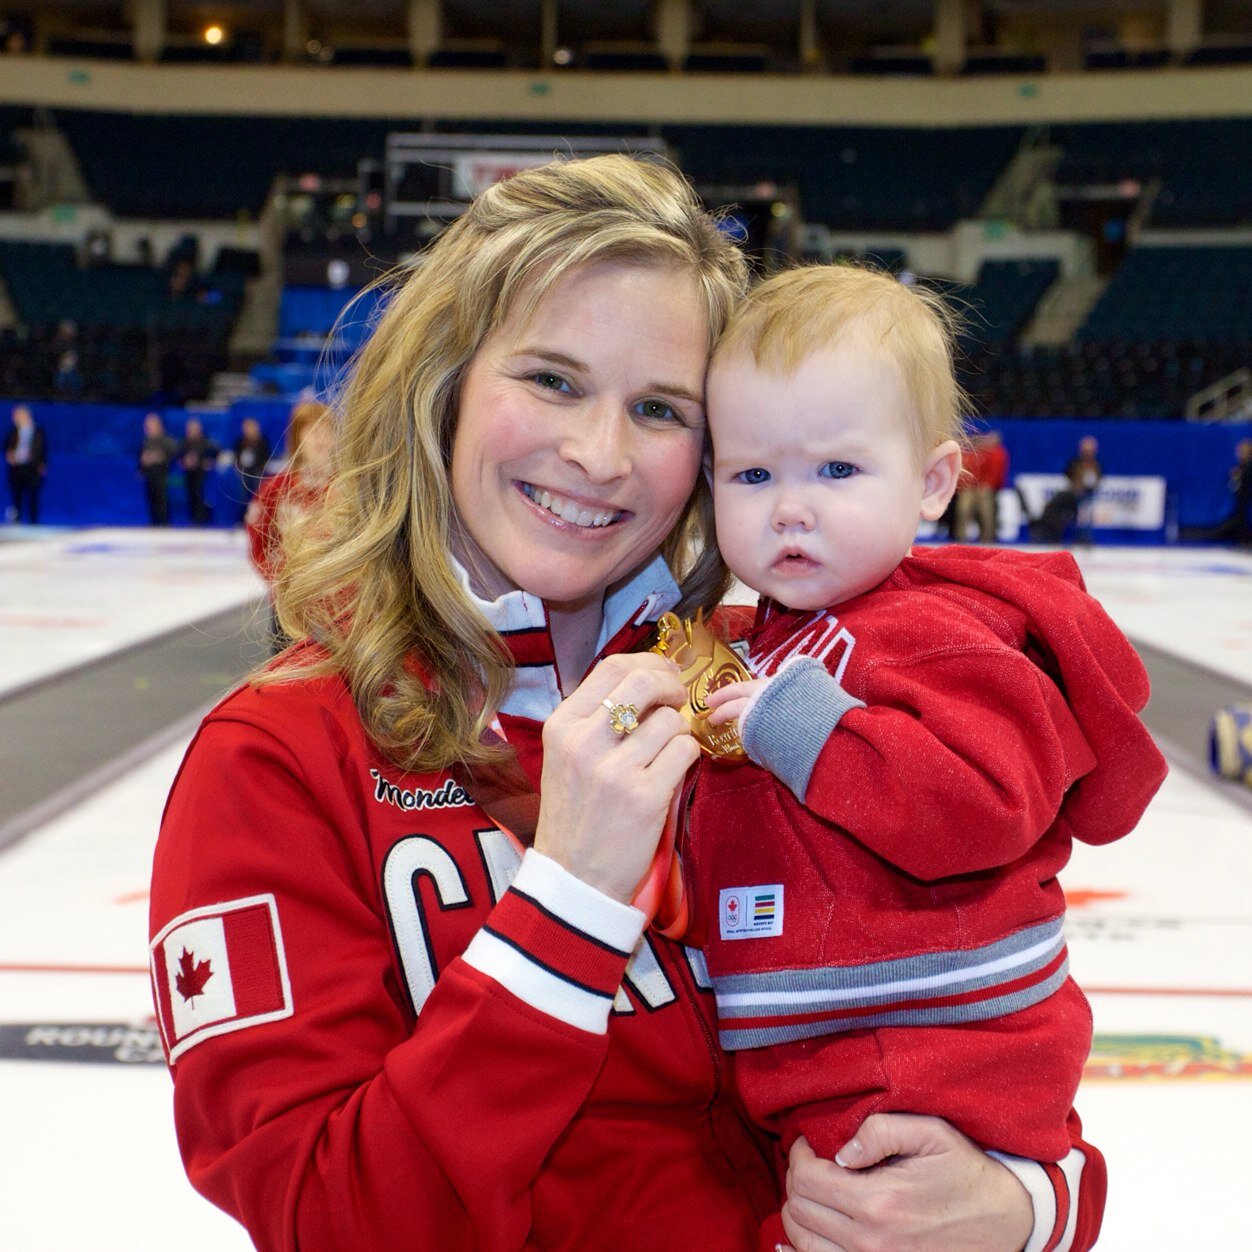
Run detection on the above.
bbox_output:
[650,610,751,761]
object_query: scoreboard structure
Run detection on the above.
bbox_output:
[383,133,670,228]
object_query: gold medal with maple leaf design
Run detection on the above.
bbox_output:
[650,610,750,761]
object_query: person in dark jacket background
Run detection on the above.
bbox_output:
[177,417,220,525]
[4,404,47,524]
[138,411,177,526]
[1212,438,1252,547]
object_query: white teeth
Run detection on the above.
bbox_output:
[521,483,621,528]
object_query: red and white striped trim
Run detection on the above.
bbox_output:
[989,1145,1084,1252]
[462,850,645,1034]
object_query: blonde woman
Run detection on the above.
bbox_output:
[149,156,1098,1251]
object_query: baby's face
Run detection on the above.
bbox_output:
[707,342,956,612]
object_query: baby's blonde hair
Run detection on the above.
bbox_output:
[713,263,969,459]
[263,154,748,774]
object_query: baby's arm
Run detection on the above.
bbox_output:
[720,651,1086,881]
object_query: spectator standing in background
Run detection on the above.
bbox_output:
[231,417,271,522]
[177,417,220,526]
[954,429,1009,542]
[4,404,47,524]
[246,400,335,651]
[1212,438,1252,547]
[1032,435,1103,545]
[138,412,177,526]
[50,320,82,399]
[1066,435,1102,545]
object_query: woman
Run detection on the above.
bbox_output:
[149,156,1100,1251]
[245,399,336,649]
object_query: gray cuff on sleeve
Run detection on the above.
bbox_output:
[739,656,865,803]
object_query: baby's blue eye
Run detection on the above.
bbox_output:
[736,467,770,485]
[820,461,857,479]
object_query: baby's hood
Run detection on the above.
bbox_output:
[899,546,1168,846]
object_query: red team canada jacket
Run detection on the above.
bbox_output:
[149,557,1109,1251]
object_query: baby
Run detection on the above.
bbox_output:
[681,264,1166,1245]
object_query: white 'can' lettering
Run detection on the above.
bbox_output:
[382,837,470,1012]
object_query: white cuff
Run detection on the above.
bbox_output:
[462,849,646,1035]
[988,1147,1084,1252]
[514,849,647,953]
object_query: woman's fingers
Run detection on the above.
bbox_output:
[534,652,699,903]
[783,1138,859,1247]
[562,651,684,718]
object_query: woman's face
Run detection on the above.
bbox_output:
[450,261,709,613]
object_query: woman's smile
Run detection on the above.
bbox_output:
[517,481,627,529]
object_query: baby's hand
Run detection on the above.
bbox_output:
[705,678,768,727]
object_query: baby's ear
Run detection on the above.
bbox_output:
[919,440,962,521]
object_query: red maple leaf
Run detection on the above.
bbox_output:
[175,947,214,1004]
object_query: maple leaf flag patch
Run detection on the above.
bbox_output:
[150,894,292,1063]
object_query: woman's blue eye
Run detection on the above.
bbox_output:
[736,467,770,485]
[820,461,857,479]
[633,397,680,423]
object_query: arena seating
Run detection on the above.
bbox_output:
[1079,245,1252,344]
[55,111,397,219]
[664,124,1024,231]
[965,258,1060,346]
[1052,118,1252,228]
[0,240,245,403]
[948,246,1252,421]
[49,111,1026,235]
[968,340,1251,421]
[2,109,1251,420]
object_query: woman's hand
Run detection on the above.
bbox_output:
[534,652,699,904]
[780,1116,1032,1252]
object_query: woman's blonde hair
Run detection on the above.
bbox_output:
[265,153,748,773]
[714,263,970,460]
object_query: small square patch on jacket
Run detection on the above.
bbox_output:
[719,885,784,940]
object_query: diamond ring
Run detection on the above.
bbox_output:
[603,698,640,736]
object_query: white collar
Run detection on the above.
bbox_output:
[448,553,683,719]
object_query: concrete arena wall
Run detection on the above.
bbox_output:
[1,56,1251,128]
